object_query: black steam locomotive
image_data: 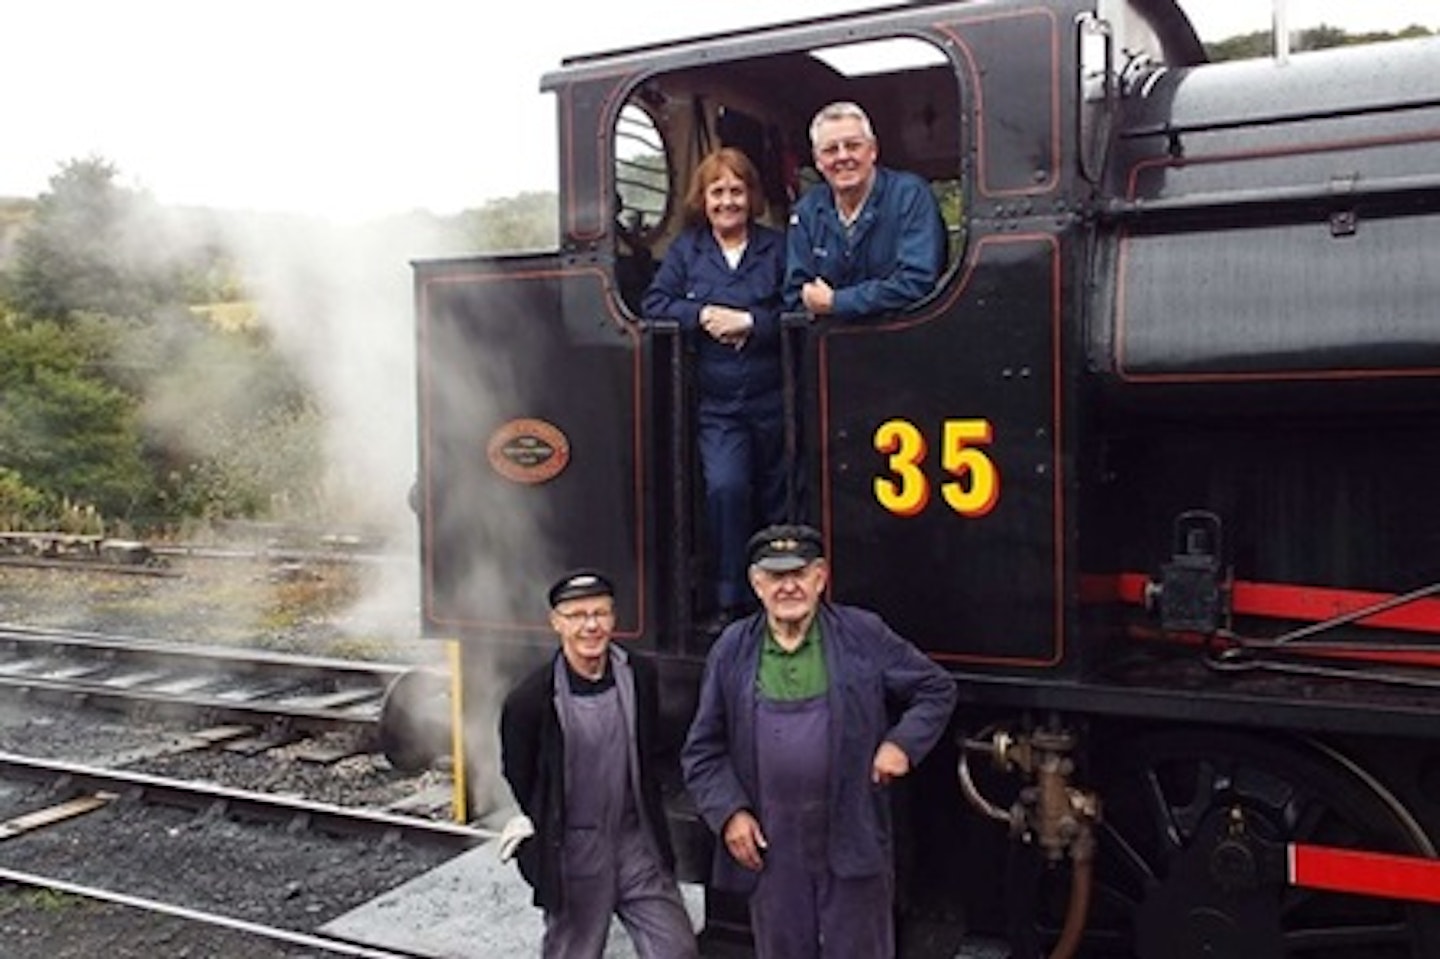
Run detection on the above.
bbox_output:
[411,1,1440,954]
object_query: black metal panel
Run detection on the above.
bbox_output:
[555,75,634,249]
[945,8,1064,199]
[1084,415,1440,591]
[1117,211,1440,376]
[1101,34,1440,391]
[813,236,1066,668]
[414,255,649,642]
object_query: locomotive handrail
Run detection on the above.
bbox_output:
[1074,12,1115,186]
[1265,580,1440,648]
[640,318,696,649]
[1204,579,1440,688]
[641,314,810,641]
[1120,94,1440,142]
[780,311,812,522]
[1099,170,1440,221]
[1208,648,1440,690]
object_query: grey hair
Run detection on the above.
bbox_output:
[808,101,875,147]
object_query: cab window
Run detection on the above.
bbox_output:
[611,33,967,315]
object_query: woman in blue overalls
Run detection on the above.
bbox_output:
[643,147,789,635]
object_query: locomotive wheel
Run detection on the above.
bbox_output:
[1033,729,1437,959]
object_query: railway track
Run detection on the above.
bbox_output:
[0,751,486,847]
[0,558,472,952]
[0,751,490,957]
[0,863,423,956]
[0,623,449,769]
[0,529,398,571]
[0,869,426,958]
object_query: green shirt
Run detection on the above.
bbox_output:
[757,617,828,700]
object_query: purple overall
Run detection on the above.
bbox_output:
[750,694,894,958]
[543,672,697,959]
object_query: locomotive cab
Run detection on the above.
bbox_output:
[414,0,1157,673]
[598,28,972,638]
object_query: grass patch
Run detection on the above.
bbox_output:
[0,887,86,914]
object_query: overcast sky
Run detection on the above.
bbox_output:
[7,0,1437,220]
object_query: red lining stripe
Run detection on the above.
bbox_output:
[1081,573,1440,636]
[1291,844,1440,905]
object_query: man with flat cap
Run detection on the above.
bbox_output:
[499,569,698,958]
[682,525,957,958]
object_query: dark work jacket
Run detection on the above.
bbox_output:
[641,223,786,415]
[680,602,958,894]
[782,166,947,320]
[499,646,676,912]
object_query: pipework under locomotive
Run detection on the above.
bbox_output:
[411,1,1440,955]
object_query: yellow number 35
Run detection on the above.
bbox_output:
[873,418,1000,518]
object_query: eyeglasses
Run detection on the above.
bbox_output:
[555,608,615,625]
[815,137,872,159]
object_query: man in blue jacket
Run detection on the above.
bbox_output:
[681,524,957,957]
[784,101,948,320]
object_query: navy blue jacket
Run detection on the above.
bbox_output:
[680,602,958,894]
[783,166,947,320]
[642,223,786,414]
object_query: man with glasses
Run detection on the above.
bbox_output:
[681,526,957,957]
[783,100,948,320]
[499,569,698,958]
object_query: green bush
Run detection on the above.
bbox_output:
[0,467,47,529]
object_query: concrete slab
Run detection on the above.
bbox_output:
[320,839,705,958]
[320,839,1010,958]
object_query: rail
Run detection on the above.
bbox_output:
[0,751,490,847]
[0,866,430,958]
[0,625,444,765]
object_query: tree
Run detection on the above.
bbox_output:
[140,312,322,520]
[0,157,326,530]
[1207,24,1435,62]
[460,191,559,252]
[0,467,46,529]
[0,317,151,519]
[3,158,215,322]
[1206,31,1272,62]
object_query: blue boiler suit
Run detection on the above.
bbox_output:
[643,223,790,611]
[782,166,947,320]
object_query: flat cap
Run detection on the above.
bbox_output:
[747,524,824,572]
[547,569,614,608]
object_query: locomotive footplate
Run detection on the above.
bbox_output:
[957,657,1440,740]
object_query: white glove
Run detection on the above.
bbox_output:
[497,813,535,863]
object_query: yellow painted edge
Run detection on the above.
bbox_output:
[447,639,467,823]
